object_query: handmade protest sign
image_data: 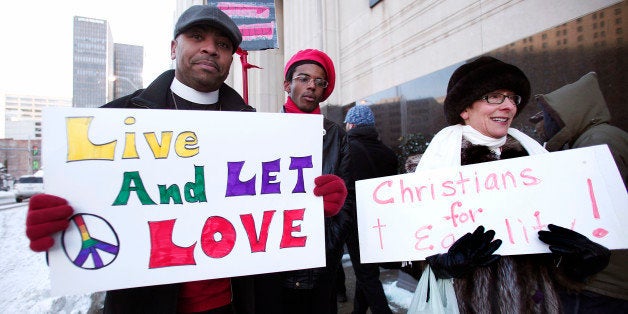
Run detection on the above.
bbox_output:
[42,108,324,296]
[356,145,628,263]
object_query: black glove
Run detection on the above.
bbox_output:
[538,224,610,282]
[426,225,502,279]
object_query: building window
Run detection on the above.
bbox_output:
[542,33,548,39]
[577,35,584,42]
[618,28,624,35]
[578,26,583,32]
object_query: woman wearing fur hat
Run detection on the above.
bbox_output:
[410,56,611,313]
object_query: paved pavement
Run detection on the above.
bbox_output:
[337,256,411,314]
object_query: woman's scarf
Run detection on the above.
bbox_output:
[416,124,548,172]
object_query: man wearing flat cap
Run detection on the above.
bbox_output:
[24,7,347,314]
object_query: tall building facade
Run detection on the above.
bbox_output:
[114,43,144,99]
[73,16,114,108]
[176,0,626,154]
[0,93,70,178]
[0,93,71,140]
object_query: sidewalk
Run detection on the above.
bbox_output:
[337,255,413,314]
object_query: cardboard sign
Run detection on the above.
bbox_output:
[356,145,628,263]
[42,108,324,296]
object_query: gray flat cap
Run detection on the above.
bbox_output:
[174,5,242,53]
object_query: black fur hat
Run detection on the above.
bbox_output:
[443,56,531,125]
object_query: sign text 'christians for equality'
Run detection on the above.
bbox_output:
[42,108,324,296]
[356,145,628,264]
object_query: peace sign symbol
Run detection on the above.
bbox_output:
[61,214,120,269]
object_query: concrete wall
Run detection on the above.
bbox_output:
[242,0,620,112]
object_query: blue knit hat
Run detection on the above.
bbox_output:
[344,105,375,126]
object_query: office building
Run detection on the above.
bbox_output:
[73,16,114,108]
[113,43,144,99]
[0,93,70,178]
[0,93,71,140]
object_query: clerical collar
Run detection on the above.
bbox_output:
[169,77,219,105]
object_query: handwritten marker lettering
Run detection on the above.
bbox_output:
[587,178,609,238]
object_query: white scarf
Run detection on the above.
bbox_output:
[416,124,548,172]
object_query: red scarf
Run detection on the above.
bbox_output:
[283,97,321,114]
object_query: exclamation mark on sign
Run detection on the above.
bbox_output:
[587,178,608,238]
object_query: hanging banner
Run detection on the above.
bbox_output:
[214,0,278,51]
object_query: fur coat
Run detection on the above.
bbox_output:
[407,136,564,313]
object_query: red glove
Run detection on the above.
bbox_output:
[25,194,74,252]
[313,174,347,217]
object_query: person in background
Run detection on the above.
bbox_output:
[341,104,397,314]
[25,6,347,314]
[233,49,352,314]
[530,71,628,313]
[410,56,611,313]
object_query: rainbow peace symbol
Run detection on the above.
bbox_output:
[62,213,120,269]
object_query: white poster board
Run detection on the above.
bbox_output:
[42,107,325,296]
[356,145,628,263]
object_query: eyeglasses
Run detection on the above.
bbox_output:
[480,92,522,106]
[292,75,329,88]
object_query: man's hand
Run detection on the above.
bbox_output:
[538,224,610,282]
[25,194,73,252]
[313,174,347,217]
[426,225,502,279]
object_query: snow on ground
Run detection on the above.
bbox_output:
[384,281,413,312]
[0,200,102,313]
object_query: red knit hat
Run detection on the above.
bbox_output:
[284,49,336,101]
